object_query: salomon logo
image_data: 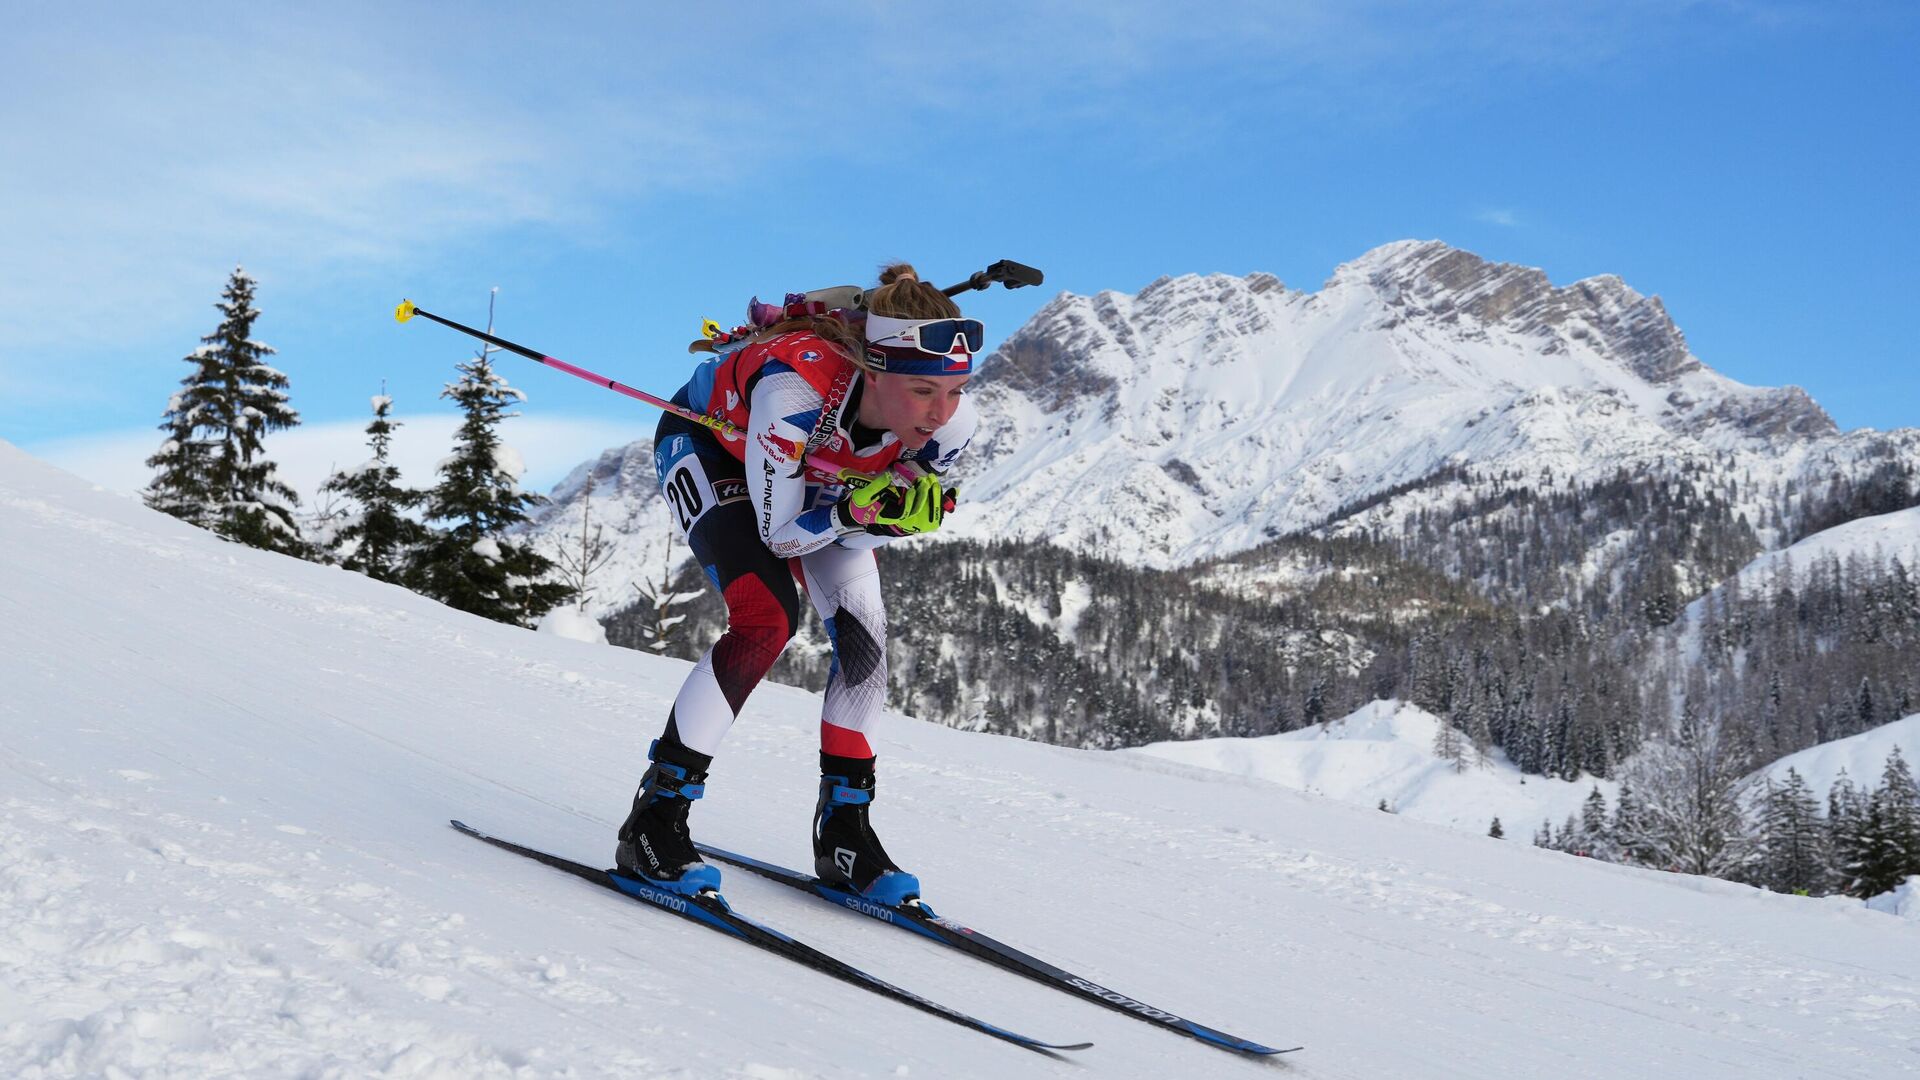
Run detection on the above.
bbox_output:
[637,887,688,914]
[843,896,894,922]
[834,847,857,879]
[1065,977,1183,1022]
[638,834,661,871]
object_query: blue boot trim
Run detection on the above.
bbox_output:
[860,869,921,906]
[619,859,722,897]
[826,783,870,805]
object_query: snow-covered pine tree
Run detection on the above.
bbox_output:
[1578,786,1617,861]
[412,332,568,626]
[144,266,303,551]
[1613,779,1648,865]
[320,393,432,585]
[1845,748,1920,898]
[1827,768,1871,895]
[1488,816,1504,839]
[1756,768,1827,895]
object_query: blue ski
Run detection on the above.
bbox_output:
[449,821,1090,1055]
[697,842,1298,1056]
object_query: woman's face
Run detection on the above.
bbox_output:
[862,371,970,450]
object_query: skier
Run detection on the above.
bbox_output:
[616,264,980,904]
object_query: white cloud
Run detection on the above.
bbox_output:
[28,413,642,507]
[1476,208,1523,228]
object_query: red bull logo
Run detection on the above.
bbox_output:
[757,427,805,463]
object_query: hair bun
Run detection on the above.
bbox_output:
[878,263,920,286]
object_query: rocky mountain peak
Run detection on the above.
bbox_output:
[1334,240,1704,385]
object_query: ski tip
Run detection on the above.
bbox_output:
[396,299,417,324]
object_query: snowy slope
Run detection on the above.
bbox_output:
[1686,505,1920,623]
[1747,714,1920,805]
[1133,700,1615,838]
[4,438,1919,1079]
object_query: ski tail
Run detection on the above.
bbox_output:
[696,841,1297,1056]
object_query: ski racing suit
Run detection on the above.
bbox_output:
[651,330,975,759]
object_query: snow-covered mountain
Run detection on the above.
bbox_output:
[953,240,1910,566]
[8,439,1920,1077]
[523,438,678,618]
[524,241,1918,592]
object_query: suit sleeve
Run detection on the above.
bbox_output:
[744,369,855,558]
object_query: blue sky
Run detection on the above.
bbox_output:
[4,2,1915,498]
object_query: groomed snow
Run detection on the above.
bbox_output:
[3,438,1918,1078]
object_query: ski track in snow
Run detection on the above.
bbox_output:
[4,438,1920,1079]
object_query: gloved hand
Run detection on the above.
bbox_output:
[834,469,953,536]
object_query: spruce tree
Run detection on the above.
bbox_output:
[1757,769,1827,895]
[412,349,567,626]
[321,393,432,584]
[1578,786,1616,861]
[1827,769,1871,895]
[1488,817,1504,839]
[142,265,301,549]
[145,266,302,550]
[1847,748,1920,898]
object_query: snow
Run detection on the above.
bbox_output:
[491,443,526,482]
[1866,876,1920,921]
[537,605,609,645]
[1133,700,1615,837]
[1746,714,1920,804]
[4,436,1919,1079]
[470,536,502,562]
[1688,505,1920,625]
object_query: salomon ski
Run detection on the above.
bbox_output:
[697,843,1296,1056]
[449,821,1089,1055]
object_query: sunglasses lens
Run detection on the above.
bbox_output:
[915,319,984,354]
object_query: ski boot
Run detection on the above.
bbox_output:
[615,736,722,896]
[813,753,921,906]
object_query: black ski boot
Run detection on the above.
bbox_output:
[615,736,722,895]
[813,753,921,905]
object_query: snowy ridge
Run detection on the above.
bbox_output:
[1686,504,1920,624]
[1747,714,1920,808]
[1133,700,1615,838]
[940,241,1908,567]
[8,438,1920,1078]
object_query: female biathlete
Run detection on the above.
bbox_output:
[616,264,979,905]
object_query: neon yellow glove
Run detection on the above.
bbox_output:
[835,470,950,536]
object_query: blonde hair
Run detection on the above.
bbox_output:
[691,263,963,375]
